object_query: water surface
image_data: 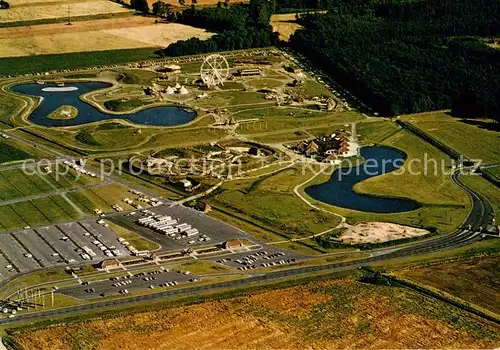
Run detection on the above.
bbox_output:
[12,82,196,127]
[305,145,421,213]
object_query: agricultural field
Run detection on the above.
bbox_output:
[8,271,500,349]
[0,182,134,231]
[398,252,500,315]
[0,195,82,230]
[0,168,99,202]
[0,0,132,24]
[271,13,303,41]
[0,16,213,57]
[0,140,32,164]
[402,112,500,164]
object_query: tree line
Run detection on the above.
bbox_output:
[289,0,500,119]
[162,0,278,56]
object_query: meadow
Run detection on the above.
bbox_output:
[402,112,500,164]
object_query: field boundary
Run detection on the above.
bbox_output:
[384,274,500,324]
[0,11,137,29]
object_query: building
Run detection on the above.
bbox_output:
[98,258,121,270]
[224,239,243,249]
[237,68,262,76]
[293,128,354,160]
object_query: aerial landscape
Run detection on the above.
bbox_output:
[0,0,498,348]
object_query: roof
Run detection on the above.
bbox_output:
[224,239,242,248]
[99,259,120,268]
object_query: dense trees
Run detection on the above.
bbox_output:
[0,0,10,9]
[163,2,278,56]
[131,0,149,12]
[152,1,172,17]
[289,0,500,119]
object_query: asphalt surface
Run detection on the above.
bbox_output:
[0,169,493,325]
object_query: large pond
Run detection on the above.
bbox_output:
[305,145,422,213]
[12,82,196,127]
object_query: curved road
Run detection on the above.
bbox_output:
[0,170,494,325]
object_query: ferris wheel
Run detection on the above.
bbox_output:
[200,54,229,87]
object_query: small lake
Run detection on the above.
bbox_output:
[12,82,196,127]
[305,145,422,213]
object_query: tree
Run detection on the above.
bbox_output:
[152,1,172,17]
[0,0,10,9]
[131,0,149,12]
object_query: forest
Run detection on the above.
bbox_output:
[163,0,278,56]
[289,0,500,118]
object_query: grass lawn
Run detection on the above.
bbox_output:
[460,173,500,223]
[0,141,32,164]
[208,207,287,243]
[106,221,160,252]
[238,111,364,135]
[104,99,151,112]
[251,130,311,143]
[483,166,500,182]
[298,121,471,234]
[169,260,234,275]
[121,69,158,85]
[272,241,327,256]
[0,267,73,299]
[66,183,134,215]
[402,112,500,164]
[302,79,335,97]
[355,126,469,207]
[192,91,266,109]
[208,165,342,238]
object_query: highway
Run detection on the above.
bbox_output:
[0,169,494,325]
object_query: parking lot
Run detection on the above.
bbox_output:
[110,204,256,251]
[60,267,199,300]
[207,246,304,271]
[0,219,132,282]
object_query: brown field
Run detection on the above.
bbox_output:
[11,277,500,349]
[0,0,132,23]
[271,13,303,41]
[399,254,500,315]
[0,16,212,57]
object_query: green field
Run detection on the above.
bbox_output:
[0,168,99,201]
[0,182,135,231]
[0,195,81,230]
[461,173,500,223]
[402,112,500,164]
[0,48,160,76]
[0,141,32,164]
[208,165,342,238]
[121,69,158,85]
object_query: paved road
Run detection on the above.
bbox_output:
[0,170,493,325]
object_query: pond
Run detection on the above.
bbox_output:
[305,145,422,213]
[12,82,196,127]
